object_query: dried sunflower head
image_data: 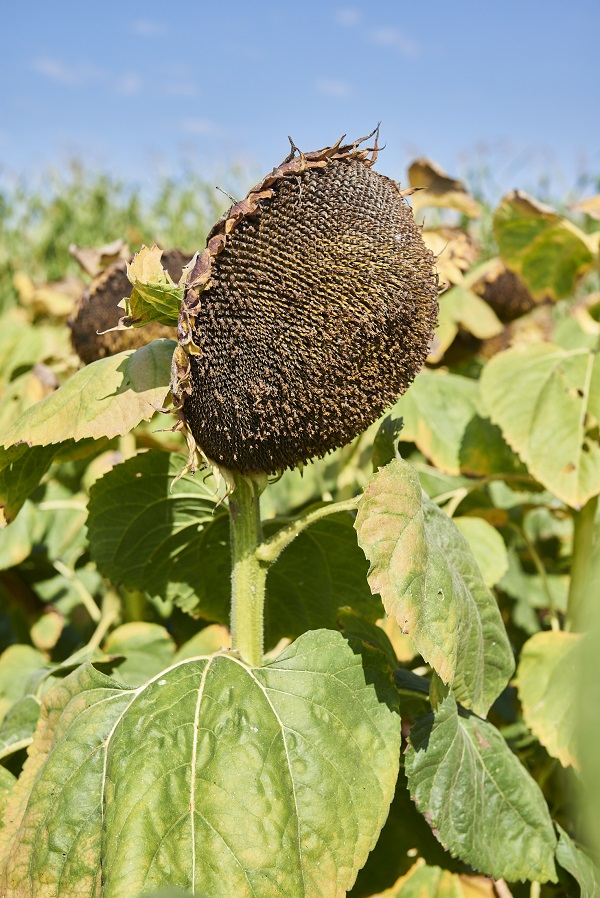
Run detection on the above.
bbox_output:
[173,132,438,475]
[70,250,187,364]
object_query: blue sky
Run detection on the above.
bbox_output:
[1,0,598,200]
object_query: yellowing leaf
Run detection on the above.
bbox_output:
[355,459,514,716]
[390,372,479,475]
[421,228,478,286]
[375,858,495,898]
[70,238,130,278]
[573,194,600,221]
[0,339,175,449]
[429,286,503,363]
[517,630,581,769]
[408,158,481,218]
[122,245,185,327]
[494,191,595,300]
[480,343,600,507]
[453,517,508,588]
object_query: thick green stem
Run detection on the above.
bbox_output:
[229,475,267,667]
[568,494,599,631]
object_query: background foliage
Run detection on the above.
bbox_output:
[0,158,600,897]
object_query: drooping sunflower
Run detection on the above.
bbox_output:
[172,131,439,475]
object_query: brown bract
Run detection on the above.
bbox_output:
[173,132,439,475]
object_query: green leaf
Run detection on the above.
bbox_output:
[87,450,227,619]
[174,626,231,661]
[0,339,175,448]
[493,191,595,300]
[103,623,176,687]
[0,444,59,525]
[458,415,530,480]
[336,608,398,670]
[556,824,600,898]
[349,768,463,898]
[430,286,503,362]
[122,245,185,327]
[0,766,17,833]
[265,514,384,645]
[373,415,405,470]
[87,453,383,643]
[355,459,514,716]
[452,517,508,588]
[480,343,600,507]
[391,373,479,476]
[0,645,47,721]
[0,696,41,760]
[405,692,558,882]
[517,630,581,768]
[0,501,36,569]
[1,629,400,898]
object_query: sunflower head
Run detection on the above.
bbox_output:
[173,132,439,475]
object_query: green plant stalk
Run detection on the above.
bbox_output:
[568,493,599,631]
[229,474,267,667]
[257,496,360,564]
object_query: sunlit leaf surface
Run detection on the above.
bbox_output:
[0,340,175,448]
[355,459,514,716]
[1,629,400,898]
[480,342,600,507]
[405,692,557,882]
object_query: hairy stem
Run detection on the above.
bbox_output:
[257,496,360,564]
[229,474,267,667]
[568,494,599,631]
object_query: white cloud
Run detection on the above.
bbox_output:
[132,19,164,36]
[116,73,142,96]
[334,8,361,26]
[32,57,105,87]
[369,26,419,57]
[162,82,198,99]
[315,78,351,99]
[180,118,219,135]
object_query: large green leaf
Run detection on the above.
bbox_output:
[517,630,581,768]
[86,450,222,607]
[493,191,595,300]
[480,343,600,507]
[355,459,514,716]
[1,629,400,898]
[87,453,383,643]
[0,339,175,448]
[405,692,557,882]
[555,824,600,898]
[390,373,479,476]
[264,514,384,644]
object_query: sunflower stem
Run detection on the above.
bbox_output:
[229,474,267,667]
